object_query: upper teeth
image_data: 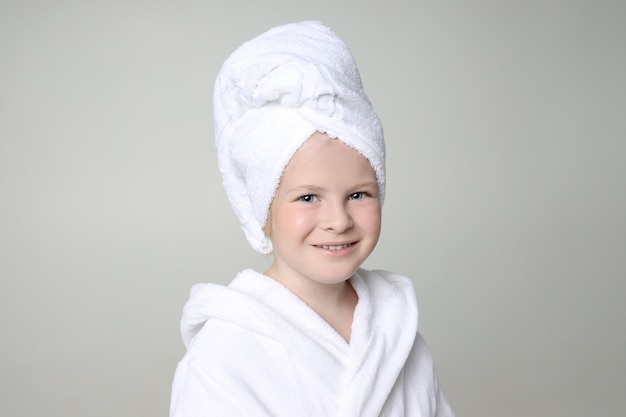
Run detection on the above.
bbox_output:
[321,244,350,250]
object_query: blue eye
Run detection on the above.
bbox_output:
[299,194,319,203]
[349,192,367,200]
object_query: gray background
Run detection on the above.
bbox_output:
[1,1,624,416]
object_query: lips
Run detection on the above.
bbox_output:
[315,242,355,250]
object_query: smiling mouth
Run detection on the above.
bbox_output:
[316,242,355,250]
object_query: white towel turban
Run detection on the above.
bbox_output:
[214,21,385,254]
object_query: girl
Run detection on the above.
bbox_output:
[170,21,454,417]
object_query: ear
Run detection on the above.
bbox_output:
[263,203,274,237]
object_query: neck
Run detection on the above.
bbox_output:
[300,280,359,344]
[264,268,358,343]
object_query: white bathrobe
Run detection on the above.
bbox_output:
[170,268,454,417]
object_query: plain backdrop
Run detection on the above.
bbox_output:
[1,1,624,416]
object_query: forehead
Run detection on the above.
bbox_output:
[280,133,376,185]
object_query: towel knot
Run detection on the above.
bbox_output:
[223,61,338,123]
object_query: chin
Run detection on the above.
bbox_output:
[312,266,360,285]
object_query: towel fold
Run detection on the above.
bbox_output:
[214,21,385,253]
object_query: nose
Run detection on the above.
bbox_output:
[320,201,353,233]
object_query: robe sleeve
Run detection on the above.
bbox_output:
[170,357,250,417]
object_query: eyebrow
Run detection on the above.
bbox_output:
[286,181,378,195]
[285,185,327,195]
[352,181,378,189]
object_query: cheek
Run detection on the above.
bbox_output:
[370,211,383,236]
[360,204,382,236]
[271,205,316,236]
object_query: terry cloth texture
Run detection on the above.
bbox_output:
[214,21,385,254]
[170,268,455,417]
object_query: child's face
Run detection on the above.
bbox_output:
[265,132,381,291]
